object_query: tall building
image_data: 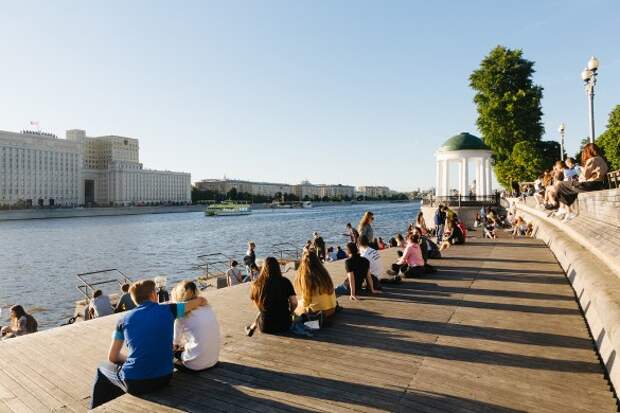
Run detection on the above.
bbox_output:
[0,130,83,207]
[67,129,191,206]
[0,128,191,207]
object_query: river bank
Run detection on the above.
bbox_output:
[0,202,420,329]
[0,200,414,221]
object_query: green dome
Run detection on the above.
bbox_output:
[439,132,490,152]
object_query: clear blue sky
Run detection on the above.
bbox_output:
[1,1,618,191]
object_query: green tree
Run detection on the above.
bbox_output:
[470,45,544,187]
[597,105,620,171]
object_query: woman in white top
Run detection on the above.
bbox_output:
[172,280,220,371]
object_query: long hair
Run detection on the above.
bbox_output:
[357,211,373,232]
[250,257,283,311]
[295,252,334,304]
[581,143,601,163]
[416,212,424,225]
[10,305,26,321]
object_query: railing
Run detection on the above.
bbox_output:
[609,170,620,189]
[421,194,500,207]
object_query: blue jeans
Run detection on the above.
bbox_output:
[90,362,171,409]
[436,224,444,244]
[335,284,349,297]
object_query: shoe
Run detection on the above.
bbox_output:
[386,269,397,276]
[245,325,255,337]
[544,204,557,210]
[562,213,577,223]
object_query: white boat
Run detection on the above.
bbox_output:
[205,201,252,217]
[302,201,313,208]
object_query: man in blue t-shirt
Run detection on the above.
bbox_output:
[90,279,207,409]
[434,205,445,244]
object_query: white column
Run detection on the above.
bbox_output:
[441,159,449,197]
[486,158,492,195]
[461,157,469,197]
[435,159,441,197]
[478,158,485,197]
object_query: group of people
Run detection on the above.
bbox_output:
[531,143,609,222]
[90,278,220,408]
[433,206,466,250]
[0,207,460,408]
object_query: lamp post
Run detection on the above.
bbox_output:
[581,56,599,143]
[558,123,565,161]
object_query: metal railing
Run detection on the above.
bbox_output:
[422,194,500,207]
[609,170,620,189]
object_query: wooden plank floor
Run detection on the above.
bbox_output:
[0,235,617,412]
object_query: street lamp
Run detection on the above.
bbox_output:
[558,122,566,161]
[581,56,599,143]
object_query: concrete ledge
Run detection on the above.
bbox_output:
[517,201,620,391]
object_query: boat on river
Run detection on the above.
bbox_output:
[205,201,252,217]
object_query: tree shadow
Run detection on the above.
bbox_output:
[463,241,548,249]
[139,362,525,413]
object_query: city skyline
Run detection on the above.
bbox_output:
[1,1,619,191]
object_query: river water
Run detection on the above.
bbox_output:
[0,202,420,329]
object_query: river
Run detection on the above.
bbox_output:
[0,202,420,329]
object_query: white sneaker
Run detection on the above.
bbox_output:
[562,212,577,223]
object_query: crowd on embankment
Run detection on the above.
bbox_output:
[55,207,489,409]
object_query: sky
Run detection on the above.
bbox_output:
[0,1,619,192]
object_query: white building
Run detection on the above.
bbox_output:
[0,128,191,208]
[357,186,392,198]
[0,130,83,207]
[67,129,191,206]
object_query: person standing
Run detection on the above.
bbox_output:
[344,223,359,244]
[312,232,326,262]
[434,205,445,244]
[357,211,376,249]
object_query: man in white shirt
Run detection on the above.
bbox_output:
[358,235,401,288]
[89,290,114,318]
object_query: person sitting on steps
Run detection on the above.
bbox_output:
[245,257,297,336]
[294,251,337,324]
[89,279,207,409]
[388,233,427,278]
[334,242,381,300]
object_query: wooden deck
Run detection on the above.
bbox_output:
[0,235,617,412]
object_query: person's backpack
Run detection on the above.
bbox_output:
[25,314,38,333]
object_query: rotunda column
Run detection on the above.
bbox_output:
[486,157,493,195]
[435,159,441,197]
[478,158,486,197]
[441,159,449,197]
[461,157,468,198]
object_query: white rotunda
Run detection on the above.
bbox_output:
[435,132,493,198]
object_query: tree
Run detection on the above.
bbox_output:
[470,45,544,187]
[537,140,561,171]
[227,188,238,200]
[597,105,620,171]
